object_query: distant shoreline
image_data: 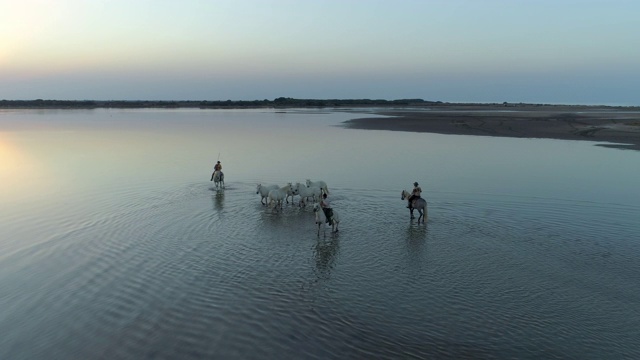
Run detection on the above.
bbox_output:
[0,98,436,109]
[1,98,639,110]
[344,106,640,151]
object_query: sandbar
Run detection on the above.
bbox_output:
[342,105,640,151]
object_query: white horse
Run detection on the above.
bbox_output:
[256,184,279,205]
[211,171,224,189]
[313,203,340,236]
[306,179,329,195]
[401,190,428,224]
[268,183,292,210]
[292,182,322,207]
[284,184,296,204]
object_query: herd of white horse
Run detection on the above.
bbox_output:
[213,171,427,236]
[256,180,338,236]
[254,179,428,236]
[256,180,329,209]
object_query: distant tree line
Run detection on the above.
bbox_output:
[0,98,437,109]
[2,98,633,110]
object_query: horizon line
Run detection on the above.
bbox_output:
[1,98,639,108]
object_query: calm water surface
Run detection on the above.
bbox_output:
[1,108,639,359]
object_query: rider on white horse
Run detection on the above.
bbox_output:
[210,161,222,181]
[407,181,422,208]
[320,193,333,224]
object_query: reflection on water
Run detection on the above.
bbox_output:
[1,109,640,359]
[405,223,428,241]
[313,238,339,280]
[211,189,225,211]
[0,132,53,202]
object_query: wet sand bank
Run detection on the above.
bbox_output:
[343,106,640,151]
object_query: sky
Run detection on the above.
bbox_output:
[1,0,639,105]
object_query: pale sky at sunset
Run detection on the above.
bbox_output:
[1,0,638,105]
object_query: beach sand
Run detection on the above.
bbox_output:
[343,105,640,151]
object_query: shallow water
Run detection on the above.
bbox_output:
[1,108,639,359]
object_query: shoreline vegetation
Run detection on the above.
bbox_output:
[3,97,640,150]
[0,97,437,109]
[2,97,639,110]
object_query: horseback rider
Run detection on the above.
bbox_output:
[320,193,333,224]
[407,181,422,208]
[210,161,222,181]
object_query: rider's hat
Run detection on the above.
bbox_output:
[414,182,419,186]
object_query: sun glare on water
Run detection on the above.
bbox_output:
[0,134,43,202]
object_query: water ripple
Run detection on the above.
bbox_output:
[2,182,640,359]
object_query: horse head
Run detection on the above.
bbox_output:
[256,184,261,194]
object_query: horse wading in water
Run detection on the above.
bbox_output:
[401,190,427,223]
[313,203,340,237]
[306,179,329,195]
[256,184,279,205]
[267,183,292,211]
[209,170,224,189]
[210,160,224,189]
[292,182,322,207]
[211,171,224,189]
